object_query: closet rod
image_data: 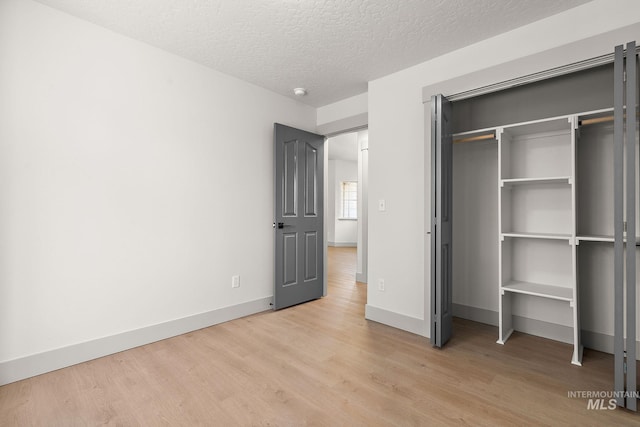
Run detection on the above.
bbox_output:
[453,133,495,144]
[580,116,613,126]
[580,112,640,126]
[455,112,637,141]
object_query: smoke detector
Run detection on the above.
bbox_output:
[293,88,307,96]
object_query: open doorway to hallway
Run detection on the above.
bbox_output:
[326,129,368,286]
[327,246,366,304]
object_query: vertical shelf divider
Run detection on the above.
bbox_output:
[497,127,513,344]
[570,115,582,366]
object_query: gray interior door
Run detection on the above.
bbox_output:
[430,94,453,347]
[274,124,324,310]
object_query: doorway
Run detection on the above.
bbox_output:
[325,129,369,288]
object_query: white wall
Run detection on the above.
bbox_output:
[356,130,369,283]
[327,159,336,243]
[316,93,368,136]
[327,159,358,245]
[366,0,640,336]
[317,93,368,127]
[0,0,315,381]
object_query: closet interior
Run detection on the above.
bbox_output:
[448,62,639,365]
[431,40,640,412]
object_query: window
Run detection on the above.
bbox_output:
[340,181,358,219]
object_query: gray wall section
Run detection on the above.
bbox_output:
[452,139,498,314]
[452,64,613,133]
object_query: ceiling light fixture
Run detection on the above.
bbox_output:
[293,88,307,96]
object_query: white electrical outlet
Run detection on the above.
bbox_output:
[232,275,240,288]
[378,199,386,211]
[378,278,385,291]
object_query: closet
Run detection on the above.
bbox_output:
[430,42,639,410]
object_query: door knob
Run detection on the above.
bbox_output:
[278,222,284,229]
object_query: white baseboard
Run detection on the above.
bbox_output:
[453,303,573,343]
[365,304,428,337]
[582,330,613,354]
[453,303,640,357]
[453,303,498,326]
[0,297,272,386]
[581,330,640,356]
[355,272,367,283]
[328,241,357,247]
[513,315,573,344]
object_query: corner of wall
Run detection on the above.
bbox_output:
[316,93,368,136]
[365,304,428,337]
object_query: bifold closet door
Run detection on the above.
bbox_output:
[614,41,639,412]
[430,94,453,347]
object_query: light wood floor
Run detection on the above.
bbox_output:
[2,247,639,425]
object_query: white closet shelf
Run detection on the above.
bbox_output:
[577,234,613,243]
[577,235,640,244]
[501,176,572,186]
[502,232,572,241]
[503,116,572,137]
[501,280,573,302]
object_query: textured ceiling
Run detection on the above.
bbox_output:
[33,0,591,107]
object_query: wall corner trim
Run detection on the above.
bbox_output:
[0,297,272,386]
[316,113,368,137]
[365,304,428,337]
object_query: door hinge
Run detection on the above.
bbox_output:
[624,70,627,82]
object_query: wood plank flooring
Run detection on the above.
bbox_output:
[1,247,639,425]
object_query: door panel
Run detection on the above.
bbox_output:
[613,42,624,409]
[274,124,324,310]
[431,94,453,347]
[305,143,318,216]
[283,140,298,217]
[613,41,639,412]
[283,232,298,286]
[304,232,318,281]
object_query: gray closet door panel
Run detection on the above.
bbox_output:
[625,41,637,412]
[431,94,453,347]
[613,43,625,409]
[614,41,639,412]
